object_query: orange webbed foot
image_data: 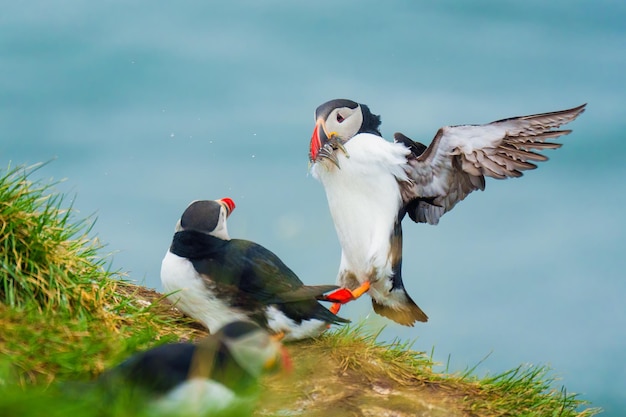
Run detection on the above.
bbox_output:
[322,281,371,305]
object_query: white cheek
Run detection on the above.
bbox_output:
[209,210,231,240]
[325,108,362,140]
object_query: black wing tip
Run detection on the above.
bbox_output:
[332,314,351,324]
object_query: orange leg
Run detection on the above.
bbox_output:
[350,280,371,298]
[329,302,342,315]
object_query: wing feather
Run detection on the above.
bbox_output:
[399,104,586,225]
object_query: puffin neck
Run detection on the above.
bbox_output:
[357,104,382,136]
[170,230,228,259]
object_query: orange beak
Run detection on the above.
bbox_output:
[309,118,328,162]
[219,198,236,216]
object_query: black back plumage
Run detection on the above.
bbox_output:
[98,322,265,398]
[99,343,194,397]
[170,230,348,326]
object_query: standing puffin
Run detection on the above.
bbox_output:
[98,321,290,416]
[309,99,586,326]
[161,198,349,341]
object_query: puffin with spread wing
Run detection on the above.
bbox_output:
[309,99,586,326]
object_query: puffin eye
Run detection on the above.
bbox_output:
[337,114,345,123]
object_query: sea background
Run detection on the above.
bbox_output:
[2,1,625,415]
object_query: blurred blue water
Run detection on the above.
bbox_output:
[2,1,625,414]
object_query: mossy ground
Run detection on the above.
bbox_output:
[0,163,601,416]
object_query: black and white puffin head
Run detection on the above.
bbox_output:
[309,98,382,165]
[175,198,236,240]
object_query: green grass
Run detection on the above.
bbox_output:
[0,163,203,383]
[0,162,601,416]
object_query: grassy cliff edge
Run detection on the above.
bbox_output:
[0,164,600,416]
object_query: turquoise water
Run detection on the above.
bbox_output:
[2,1,625,414]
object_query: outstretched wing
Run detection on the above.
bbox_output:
[398,104,586,225]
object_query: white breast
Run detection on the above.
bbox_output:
[160,251,249,332]
[151,378,254,416]
[312,134,410,284]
